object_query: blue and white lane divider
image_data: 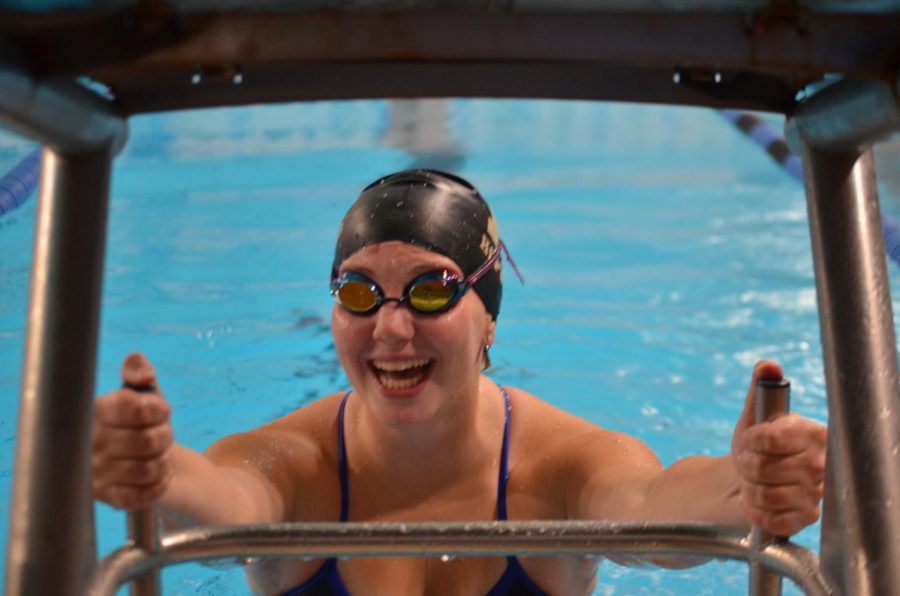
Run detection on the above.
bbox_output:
[720,109,900,268]
[0,149,40,217]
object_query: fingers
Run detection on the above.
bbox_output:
[737,460,824,536]
[94,353,174,511]
[736,360,785,430]
[740,500,821,537]
[93,476,172,511]
[752,359,784,384]
[92,442,174,511]
[93,456,172,489]
[741,481,824,511]
[733,408,828,536]
[95,389,170,427]
[122,352,158,389]
[735,415,827,483]
[93,422,173,458]
[741,414,828,456]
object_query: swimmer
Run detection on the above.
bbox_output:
[92,170,827,595]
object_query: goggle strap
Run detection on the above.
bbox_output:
[465,240,525,286]
[466,246,501,285]
[500,240,525,284]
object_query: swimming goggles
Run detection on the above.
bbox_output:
[331,241,523,315]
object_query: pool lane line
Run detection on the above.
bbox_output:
[0,149,40,217]
[720,109,900,268]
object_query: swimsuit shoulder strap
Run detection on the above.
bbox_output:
[338,391,352,522]
[496,386,512,521]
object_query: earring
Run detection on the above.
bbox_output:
[482,343,492,371]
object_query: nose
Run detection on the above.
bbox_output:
[372,301,415,346]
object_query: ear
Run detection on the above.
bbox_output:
[484,317,496,347]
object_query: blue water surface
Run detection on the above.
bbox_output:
[2,98,897,594]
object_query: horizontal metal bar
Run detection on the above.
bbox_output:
[87,521,833,596]
[8,9,897,115]
[110,61,799,115]
[0,45,127,153]
[785,76,900,152]
[81,11,895,76]
[14,0,898,14]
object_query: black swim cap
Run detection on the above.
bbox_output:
[332,169,503,319]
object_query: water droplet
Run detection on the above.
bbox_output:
[641,405,659,417]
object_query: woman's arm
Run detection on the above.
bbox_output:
[92,353,294,528]
[578,360,826,561]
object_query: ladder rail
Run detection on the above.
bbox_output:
[88,520,833,596]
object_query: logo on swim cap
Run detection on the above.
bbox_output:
[479,215,502,278]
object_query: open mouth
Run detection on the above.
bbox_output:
[370,358,434,391]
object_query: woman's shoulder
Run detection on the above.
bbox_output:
[501,385,655,467]
[205,392,348,521]
[502,385,605,434]
[263,390,348,432]
[207,392,348,475]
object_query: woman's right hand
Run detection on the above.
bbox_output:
[92,353,174,511]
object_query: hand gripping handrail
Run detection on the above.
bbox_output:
[89,519,833,596]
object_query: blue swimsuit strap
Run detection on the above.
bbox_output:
[496,386,512,521]
[338,391,351,522]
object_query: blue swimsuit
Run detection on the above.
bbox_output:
[282,388,547,595]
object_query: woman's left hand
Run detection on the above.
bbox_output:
[731,360,828,536]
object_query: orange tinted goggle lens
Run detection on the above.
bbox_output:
[336,280,379,312]
[408,278,456,311]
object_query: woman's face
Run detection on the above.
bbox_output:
[331,241,495,426]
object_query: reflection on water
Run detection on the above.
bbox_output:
[383,99,466,172]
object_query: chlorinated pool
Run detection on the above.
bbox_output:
[2,98,895,594]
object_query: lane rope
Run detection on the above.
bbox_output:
[720,109,900,267]
[0,149,40,217]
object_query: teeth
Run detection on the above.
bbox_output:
[373,358,430,372]
[372,358,431,390]
[380,375,423,390]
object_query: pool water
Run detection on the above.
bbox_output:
[1,98,897,594]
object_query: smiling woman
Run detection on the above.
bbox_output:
[88,166,827,595]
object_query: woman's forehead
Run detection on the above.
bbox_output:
[339,241,460,273]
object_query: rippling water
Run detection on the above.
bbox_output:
[2,99,899,594]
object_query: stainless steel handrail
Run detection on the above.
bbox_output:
[749,378,792,596]
[87,521,833,596]
[785,76,900,153]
